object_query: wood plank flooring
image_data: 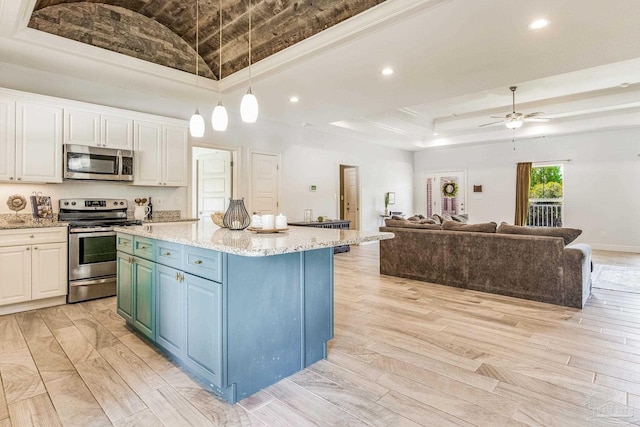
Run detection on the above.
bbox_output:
[0,245,639,425]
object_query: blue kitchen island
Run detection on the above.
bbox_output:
[114,221,393,403]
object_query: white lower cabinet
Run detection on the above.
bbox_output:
[0,228,67,310]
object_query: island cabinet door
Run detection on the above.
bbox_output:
[156,264,185,358]
[116,252,134,323]
[184,273,223,389]
[133,257,155,340]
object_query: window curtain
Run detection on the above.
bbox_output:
[515,162,532,226]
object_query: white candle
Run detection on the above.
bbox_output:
[262,214,275,229]
[275,213,287,229]
[250,215,263,228]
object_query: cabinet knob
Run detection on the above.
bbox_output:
[140,246,146,249]
[30,235,34,238]
[34,247,38,250]
[194,260,203,265]
[9,177,13,180]
[17,177,21,181]
[163,252,171,256]
[26,247,30,251]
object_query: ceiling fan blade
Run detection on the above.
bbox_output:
[478,120,505,128]
[524,112,546,117]
[489,115,507,119]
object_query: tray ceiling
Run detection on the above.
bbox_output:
[28,0,385,80]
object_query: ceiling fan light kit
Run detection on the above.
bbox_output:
[479,86,550,129]
[211,0,228,131]
[241,0,259,123]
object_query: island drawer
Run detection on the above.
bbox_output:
[134,237,156,261]
[155,241,183,269]
[183,247,222,282]
[116,233,134,254]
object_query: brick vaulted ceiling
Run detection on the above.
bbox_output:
[28,0,385,80]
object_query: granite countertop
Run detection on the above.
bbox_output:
[0,217,68,230]
[142,217,199,224]
[114,221,394,257]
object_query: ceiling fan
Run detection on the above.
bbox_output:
[479,86,550,129]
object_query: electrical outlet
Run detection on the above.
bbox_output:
[156,198,163,206]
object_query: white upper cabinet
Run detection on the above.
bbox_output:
[14,100,63,183]
[0,97,16,181]
[64,109,100,146]
[102,114,133,149]
[64,108,133,149]
[134,121,187,187]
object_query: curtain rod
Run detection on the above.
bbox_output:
[515,159,571,165]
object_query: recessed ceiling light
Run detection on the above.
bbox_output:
[381,67,394,76]
[289,96,300,103]
[432,132,439,136]
[300,122,310,127]
[528,18,551,30]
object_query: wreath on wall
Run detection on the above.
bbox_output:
[442,181,459,198]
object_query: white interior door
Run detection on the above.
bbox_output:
[343,167,359,230]
[197,151,232,220]
[426,171,466,216]
[250,152,279,215]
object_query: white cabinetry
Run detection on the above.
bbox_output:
[134,121,187,187]
[0,97,63,183]
[0,227,68,313]
[64,108,133,149]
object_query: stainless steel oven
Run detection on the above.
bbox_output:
[60,198,141,303]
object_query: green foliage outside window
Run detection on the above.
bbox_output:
[530,166,563,199]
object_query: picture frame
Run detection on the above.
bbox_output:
[30,194,53,220]
[387,192,395,205]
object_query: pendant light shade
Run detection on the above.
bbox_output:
[212,101,228,131]
[506,119,523,130]
[242,0,258,123]
[241,88,258,123]
[190,109,205,137]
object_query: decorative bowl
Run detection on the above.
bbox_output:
[210,212,225,227]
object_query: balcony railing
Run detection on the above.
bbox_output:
[527,199,563,227]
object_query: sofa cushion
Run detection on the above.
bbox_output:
[385,219,441,229]
[496,222,582,245]
[442,220,497,233]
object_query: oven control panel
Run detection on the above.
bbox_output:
[59,198,128,210]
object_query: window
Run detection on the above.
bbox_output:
[527,164,563,227]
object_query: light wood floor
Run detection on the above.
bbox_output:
[0,245,640,426]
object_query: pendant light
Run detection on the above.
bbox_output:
[211,0,228,131]
[240,0,258,123]
[189,0,205,137]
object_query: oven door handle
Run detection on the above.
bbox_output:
[69,230,117,237]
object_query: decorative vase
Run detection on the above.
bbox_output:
[223,198,251,230]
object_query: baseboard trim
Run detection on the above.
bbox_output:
[587,243,640,253]
[0,296,66,316]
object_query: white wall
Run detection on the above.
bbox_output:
[414,128,640,251]
[192,120,414,232]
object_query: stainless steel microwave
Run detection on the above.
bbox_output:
[63,144,134,182]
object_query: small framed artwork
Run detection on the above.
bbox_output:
[30,193,53,219]
[309,185,317,192]
[387,192,395,204]
[473,185,483,193]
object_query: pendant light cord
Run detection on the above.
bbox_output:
[218,0,223,100]
[195,0,199,85]
[248,0,252,86]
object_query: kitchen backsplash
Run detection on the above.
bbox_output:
[0,182,188,215]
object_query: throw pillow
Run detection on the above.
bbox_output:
[452,213,469,223]
[430,214,443,224]
[406,215,421,221]
[442,220,497,233]
[496,222,582,245]
[441,212,453,221]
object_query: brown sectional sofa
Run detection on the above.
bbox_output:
[379,223,592,308]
